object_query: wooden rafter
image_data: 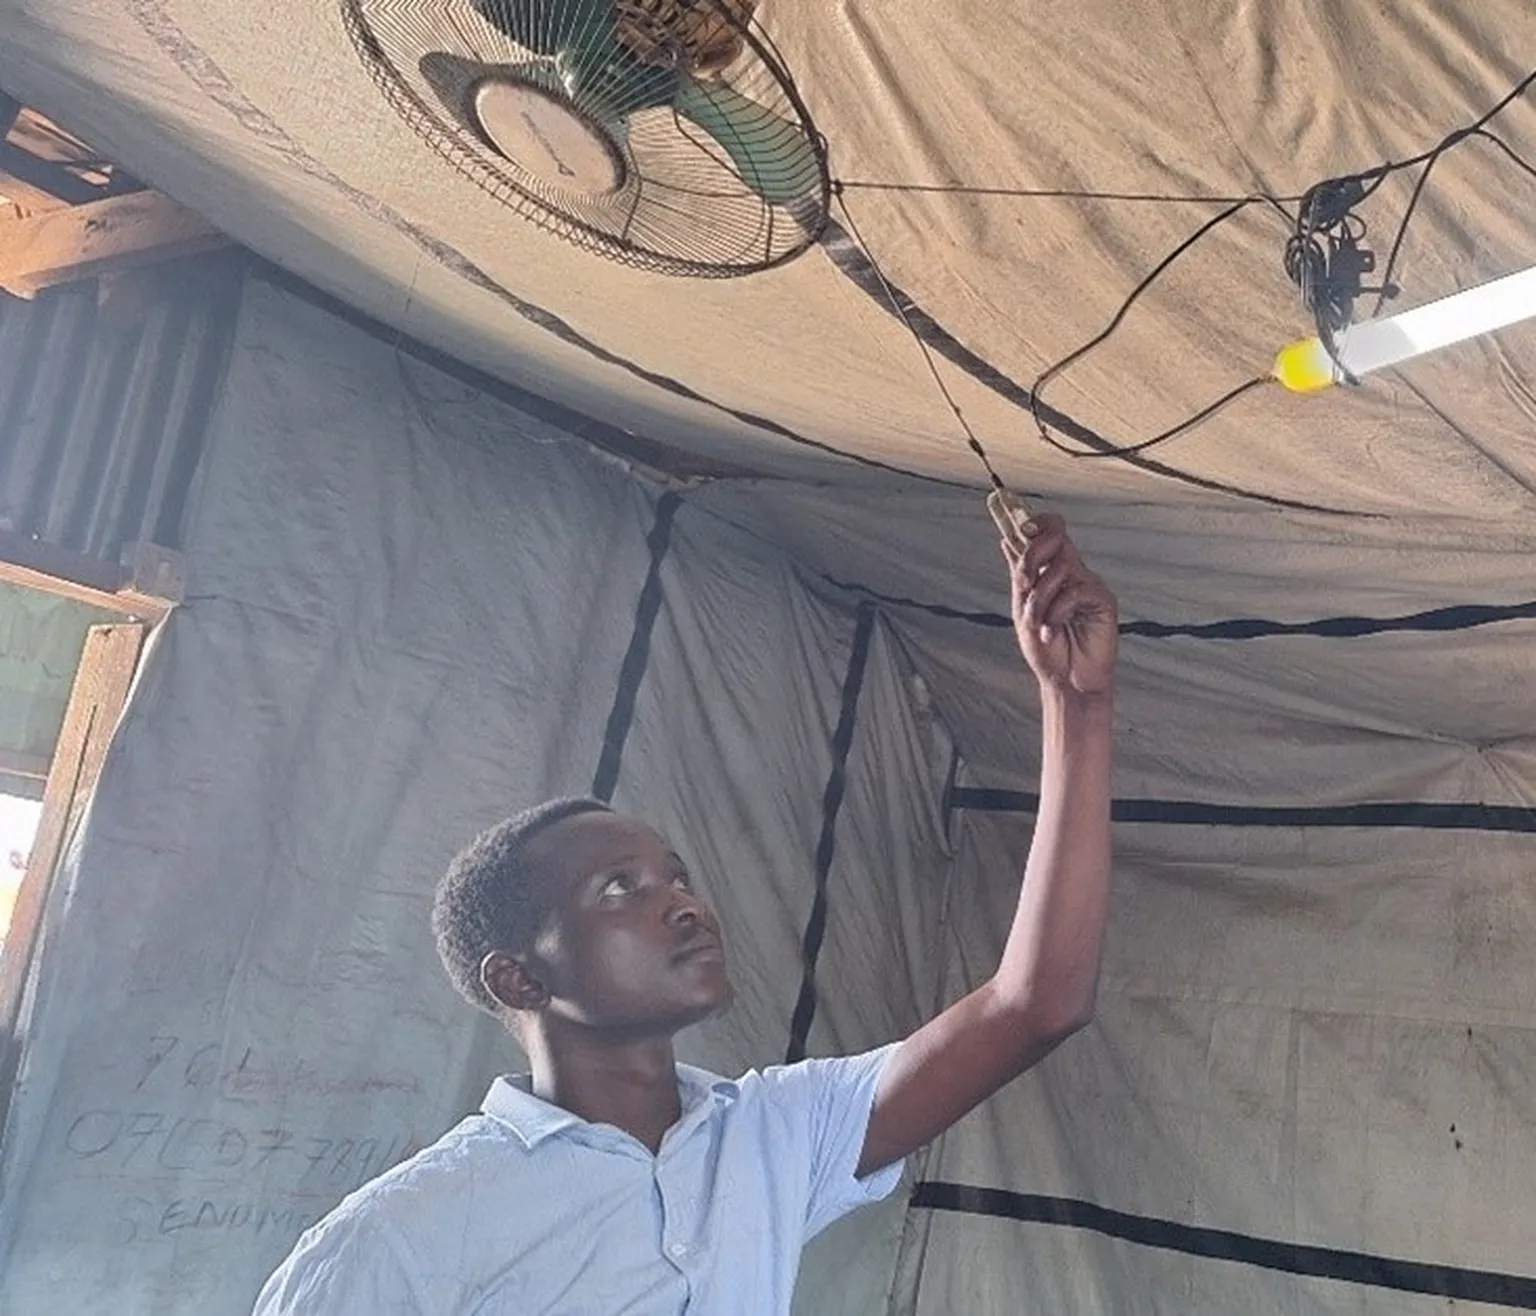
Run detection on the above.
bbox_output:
[0,106,128,213]
[0,529,173,622]
[0,94,42,218]
[0,188,225,299]
[0,96,223,292]
[0,622,147,1124]
[0,162,72,218]
[0,140,101,210]
[10,108,102,164]
[7,107,132,186]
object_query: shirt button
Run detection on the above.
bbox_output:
[668,1242,688,1258]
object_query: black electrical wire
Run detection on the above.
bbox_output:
[1028,193,1292,459]
[832,181,1302,466]
[831,187,1008,490]
[1474,128,1536,183]
[829,184,1298,475]
[1365,161,1433,322]
[1023,65,1536,459]
[829,181,1292,481]
[1358,67,1536,177]
[839,179,1307,206]
[1281,67,1536,372]
[1369,126,1536,319]
[825,66,1535,479]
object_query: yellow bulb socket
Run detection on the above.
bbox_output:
[1273,338,1337,394]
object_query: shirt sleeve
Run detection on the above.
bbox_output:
[773,1042,906,1240]
[253,1208,425,1315]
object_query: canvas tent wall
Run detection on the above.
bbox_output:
[0,270,942,1315]
[706,483,1536,1311]
[0,264,1534,1316]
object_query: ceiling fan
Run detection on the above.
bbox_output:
[344,0,831,276]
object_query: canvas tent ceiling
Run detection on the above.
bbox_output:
[0,0,1532,512]
[0,0,1534,1313]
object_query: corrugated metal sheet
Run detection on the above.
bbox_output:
[0,251,245,561]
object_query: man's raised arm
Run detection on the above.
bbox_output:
[858,513,1117,1177]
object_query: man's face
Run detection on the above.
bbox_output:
[518,811,735,1036]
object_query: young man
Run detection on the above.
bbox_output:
[255,513,1117,1314]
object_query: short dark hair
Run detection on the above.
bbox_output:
[432,797,612,1014]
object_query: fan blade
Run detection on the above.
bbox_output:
[673,80,818,205]
[472,0,617,59]
[475,0,676,121]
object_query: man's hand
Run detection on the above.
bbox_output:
[1002,514,1118,697]
[858,511,1117,1180]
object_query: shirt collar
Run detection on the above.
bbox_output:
[483,1065,739,1149]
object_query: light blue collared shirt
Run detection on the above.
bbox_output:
[254,1044,903,1314]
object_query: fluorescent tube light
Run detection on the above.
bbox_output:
[1274,263,1536,393]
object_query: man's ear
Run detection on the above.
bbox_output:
[481,950,550,1013]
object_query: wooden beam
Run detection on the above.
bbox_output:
[0,139,102,207]
[0,163,73,217]
[0,623,146,1121]
[0,188,225,298]
[0,529,172,622]
[1,108,141,206]
[11,108,104,166]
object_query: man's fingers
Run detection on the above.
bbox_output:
[1030,512,1066,537]
[1023,523,1064,568]
[1003,514,1096,637]
[1023,557,1073,625]
[1022,520,1080,582]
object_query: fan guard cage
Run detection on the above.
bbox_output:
[342,0,832,277]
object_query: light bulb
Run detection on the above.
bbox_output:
[1274,263,1536,393]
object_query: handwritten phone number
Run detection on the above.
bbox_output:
[64,1108,421,1184]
